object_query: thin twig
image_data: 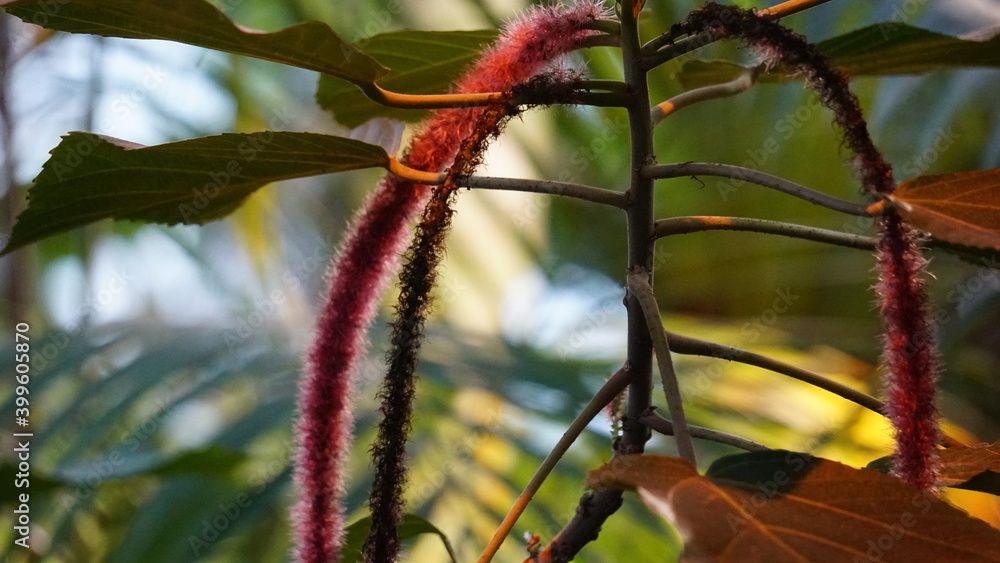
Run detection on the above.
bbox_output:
[463,177,627,208]
[642,30,715,68]
[477,366,634,563]
[640,411,770,452]
[627,267,696,465]
[531,4,656,561]
[576,79,630,93]
[569,91,631,107]
[651,67,758,125]
[665,331,886,414]
[644,162,873,216]
[361,83,504,109]
[641,0,837,56]
[757,0,838,19]
[362,83,628,110]
[580,19,622,35]
[653,216,876,249]
[386,160,628,208]
[576,33,620,49]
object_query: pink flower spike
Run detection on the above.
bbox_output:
[877,212,942,493]
[290,3,617,561]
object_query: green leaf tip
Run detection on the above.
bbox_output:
[0,0,389,84]
[2,131,389,254]
[316,29,499,127]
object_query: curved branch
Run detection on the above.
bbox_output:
[757,0,838,19]
[359,82,628,110]
[665,331,886,415]
[580,19,622,35]
[572,91,631,107]
[641,0,836,58]
[644,162,873,216]
[627,267,696,465]
[575,33,620,49]
[653,216,876,249]
[651,68,758,125]
[386,161,627,208]
[387,157,443,184]
[577,79,630,93]
[463,176,627,208]
[360,83,504,109]
[666,332,967,449]
[639,412,770,452]
[477,366,633,563]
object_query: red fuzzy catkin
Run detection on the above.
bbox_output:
[674,3,941,491]
[363,91,516,563]
[291,3,613,562]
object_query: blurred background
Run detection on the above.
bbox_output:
[2,0,999,561]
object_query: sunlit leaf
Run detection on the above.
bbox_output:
[2,132,389,253]
[587,452,1000,562]
[938,443,1000,496]
[316,29,498,127]
[889,168,1000,250]
[674,23,1000,90]
[0,0,388,83]
[340,514,459,563]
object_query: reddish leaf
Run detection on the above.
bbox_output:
[938,442,1000,494]
[586,452,1000,562]
[890,169,1000,249]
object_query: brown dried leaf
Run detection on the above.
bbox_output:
[939,442,1000,494]
[586,452,1000,562]
[890,169,1000,249]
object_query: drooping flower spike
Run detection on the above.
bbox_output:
[673,3,941,492]
[291,3,616,562]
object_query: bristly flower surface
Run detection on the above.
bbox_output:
[674,2,942,492]
[291,3,615,562]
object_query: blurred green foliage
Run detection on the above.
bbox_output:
[2,1,1000,561]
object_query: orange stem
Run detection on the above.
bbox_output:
[758,0,837,19]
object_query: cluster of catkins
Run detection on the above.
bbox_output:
[292,2,943,562]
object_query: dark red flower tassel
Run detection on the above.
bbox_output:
[291,3,614,561]
[676,2,942,491]
[877,212,941,491]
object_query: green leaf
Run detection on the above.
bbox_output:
[340,514,459,563]
[0,0,388,84]
[819,23,1000,76]
[0,447,247,504]
[673,23,1000,90]
[56,446,248,482]
[3,132,389,253]
[317,29,498,128]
